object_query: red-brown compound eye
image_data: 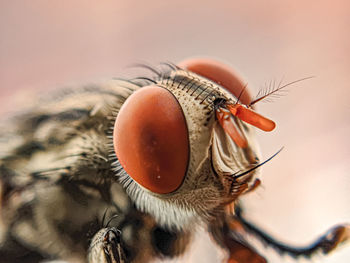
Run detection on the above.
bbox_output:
[113,85,189,194]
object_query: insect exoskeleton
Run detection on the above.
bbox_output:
[113,59,273,230]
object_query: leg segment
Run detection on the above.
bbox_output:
[88,227,125,263]
[210,204,350,262]
[234,205,350,258]
[209,214,267,263]
[88,209,192,263]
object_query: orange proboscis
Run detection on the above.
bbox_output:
[227,104,276,132]
[216,103,276,148]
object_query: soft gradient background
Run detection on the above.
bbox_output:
[1,1,349,262]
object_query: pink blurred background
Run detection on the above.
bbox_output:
[1,1,349,262]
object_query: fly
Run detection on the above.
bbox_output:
[0,58,348,263]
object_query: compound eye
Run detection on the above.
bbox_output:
[178,58,252,106]
[113,85,189,194]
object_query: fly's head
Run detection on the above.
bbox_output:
[112,60,276,229]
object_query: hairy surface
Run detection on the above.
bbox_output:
[0,66,348,263]
[0,78,191,262]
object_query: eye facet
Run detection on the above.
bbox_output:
[113,85,189,194]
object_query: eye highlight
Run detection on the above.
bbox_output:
[113,85,189,194]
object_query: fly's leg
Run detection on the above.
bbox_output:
[225,240,266,263]
[234,205,350,258]
[209,214,267,263]
[210,204,350,262]
[88,210,192,263]
[88,227,125,263]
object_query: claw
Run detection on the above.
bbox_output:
[321,224,350,254]
[103,228,124,263]
[88,227,125,263]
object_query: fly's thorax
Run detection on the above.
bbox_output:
[114,69,261,230]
